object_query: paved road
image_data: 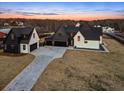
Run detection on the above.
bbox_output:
[3,46,67,91]
[105,32,124,44]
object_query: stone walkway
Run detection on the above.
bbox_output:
[3,46,67,91]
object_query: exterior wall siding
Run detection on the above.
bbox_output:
[100,36,103,44]
[74,31,85,47]
[29,28,40,45]
[20,28,40,53]
[79,40,100,49]
[20,44,29,53]
[102,27,114,33]
[74,31,100,49]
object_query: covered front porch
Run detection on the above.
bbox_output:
[45,39,69,47]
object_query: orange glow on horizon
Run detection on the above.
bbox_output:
[0,14,123,21]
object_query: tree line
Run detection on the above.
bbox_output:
[0,18,124,33]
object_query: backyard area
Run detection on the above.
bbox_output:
[32,35,124,91]
[0,50,34,90]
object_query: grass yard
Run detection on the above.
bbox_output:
[32,35,124,91]
[0,51,35,90]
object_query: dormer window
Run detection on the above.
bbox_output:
[33,33,35,38]
[11,33,14,40]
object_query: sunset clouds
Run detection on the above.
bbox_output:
[0,2,124,20]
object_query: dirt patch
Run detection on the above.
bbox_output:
[0,53,35,90]
[32,36,124,91]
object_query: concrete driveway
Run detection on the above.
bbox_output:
[31,46,67,58]
[3,46,67,91]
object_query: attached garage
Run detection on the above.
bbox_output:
[30,43,37,51]
[54,41,67,47]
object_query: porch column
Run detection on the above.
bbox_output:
[44,40,46,45]
[52,41,55,46]
[71,40,73,46]
[66,41,68,46]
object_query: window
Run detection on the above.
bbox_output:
[23,45,26,50]
[77,36,80,41]
[11,34,14,40]
[33,33,35,38]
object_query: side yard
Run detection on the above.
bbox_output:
[32,35,124,91]
[0,50,34,90]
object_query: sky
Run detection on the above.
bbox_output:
[0,2,124,20]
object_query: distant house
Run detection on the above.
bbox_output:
[45,23,79,46]
[74,25,102,49]
[0,32,6,41]
[0,28,11,39]
[0,29,11,48]
[4,23,9,26]
[18,22,24,26]
[75,22,80,27]
[45,23,103,49]
[94,25,101,28]
[3,27,40,53]
[0,28,11,34]
[102,26,115,33]
[0,32,6,48]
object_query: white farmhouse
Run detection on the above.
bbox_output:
[3,27,40,53]
[18,22,24,26]
[4,23,9,26]
[73,26,102,49]
[45,23,103,50]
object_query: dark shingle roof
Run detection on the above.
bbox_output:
[64,25,79,37]
[45,23,102,42]
[79,25,102,40]
[4,27,34,44]
[52,26,68,42]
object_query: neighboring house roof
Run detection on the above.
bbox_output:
[52,26,69,42]
[0,32,5,39]
[45,35,53,41]
[0,28,11,34]
[64,25,79,34]
[79,24,102,40]
[4,27,34,44]
[45,23,102,42]
[45,25,78,42]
